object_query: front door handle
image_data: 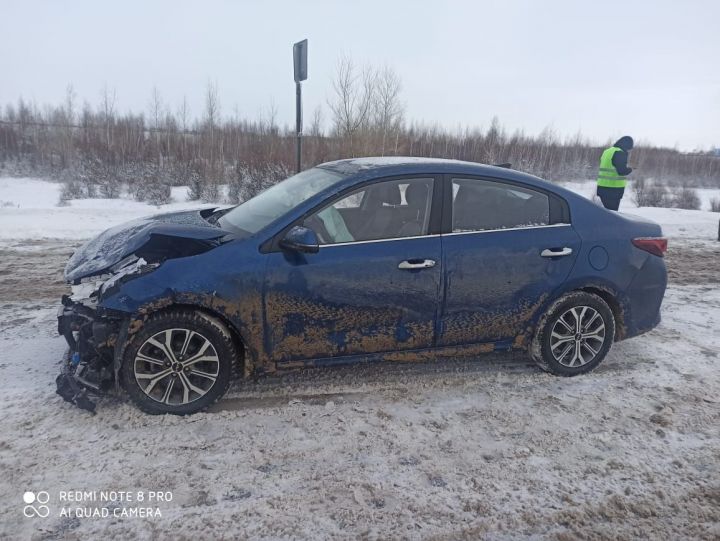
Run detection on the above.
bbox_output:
[398,259,436,270]
[541,247,573,258]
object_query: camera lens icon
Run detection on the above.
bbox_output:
[23,491,50,518]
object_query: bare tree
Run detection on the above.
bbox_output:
[148,86,163,167]
[328,56,377,155]
[148,87,163,130]
[61,84,76,167]
[1,78,719,203]
[177,95,190,163]
[670,184,701,210]
[372,66,404,155]
[100,84,116,155]
[633,178,670,207]
[205,80,220,128]
[203,80,221,201]
[178,95,190,133]
[309,106,323,137]
[64,84,76,124]
[265,99,278,135]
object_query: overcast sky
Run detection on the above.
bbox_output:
[1,0,718,150]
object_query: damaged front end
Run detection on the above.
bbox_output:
[56,208,233,412]
[56,258,157,413]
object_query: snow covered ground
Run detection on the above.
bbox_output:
[0,177,719,540]
[561,180,720,241]
[0,177,215,242]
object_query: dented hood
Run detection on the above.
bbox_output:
[64,209,231,282]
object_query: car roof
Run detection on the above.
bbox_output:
[316,156,575,197]
[319,156,505,176]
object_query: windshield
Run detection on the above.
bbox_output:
[218,167,345,234]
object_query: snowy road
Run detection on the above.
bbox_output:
[1,179,719,540]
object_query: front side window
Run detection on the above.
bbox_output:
[305,178,434,245]
[452,178,550,232]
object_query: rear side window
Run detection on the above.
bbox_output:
[451,178,551,232]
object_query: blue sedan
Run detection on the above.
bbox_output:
[57,158,668,414]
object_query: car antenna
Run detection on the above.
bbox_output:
[493,162,512,169]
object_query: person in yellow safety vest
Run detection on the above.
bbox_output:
[596,135,634,211]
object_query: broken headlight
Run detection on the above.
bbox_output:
[70,256,158,306]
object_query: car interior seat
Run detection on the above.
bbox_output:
[355,183,402,240]
[396,182,430,237]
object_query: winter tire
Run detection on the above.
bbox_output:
[121,309,237,415]
[531,291,615,376]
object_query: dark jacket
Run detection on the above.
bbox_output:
[611,136,634,176]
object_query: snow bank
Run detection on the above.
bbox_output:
[561,180,720,211]
[0,178,213,241]
[562,180,720,241]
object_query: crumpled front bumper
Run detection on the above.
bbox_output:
[57,297,93,350]
[56,256,156,412]
[56,296,119,413]
[56,362,98,413]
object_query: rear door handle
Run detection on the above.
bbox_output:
[398,259,436,270]
[541,247,573,257]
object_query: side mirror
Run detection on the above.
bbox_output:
[279,226,320,254]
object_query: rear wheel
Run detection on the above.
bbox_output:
[531,292,615,376]
[121,310,236,415]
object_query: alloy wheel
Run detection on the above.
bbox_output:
[549,306,606,368]
[134,328,220,405]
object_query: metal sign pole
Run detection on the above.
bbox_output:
[296,81,302,173]
[293,39,308,174]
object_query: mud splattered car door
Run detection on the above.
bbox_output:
[263,177,442,365]
[438,176,580,347]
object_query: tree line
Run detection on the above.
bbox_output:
[0,58,718,205]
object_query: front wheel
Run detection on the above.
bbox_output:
[531,292,615,376]
[121,310,237,415]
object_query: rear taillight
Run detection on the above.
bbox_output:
[632,237,668,257]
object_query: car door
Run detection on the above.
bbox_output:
[438,176,581,347]
[263,176,442,365]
